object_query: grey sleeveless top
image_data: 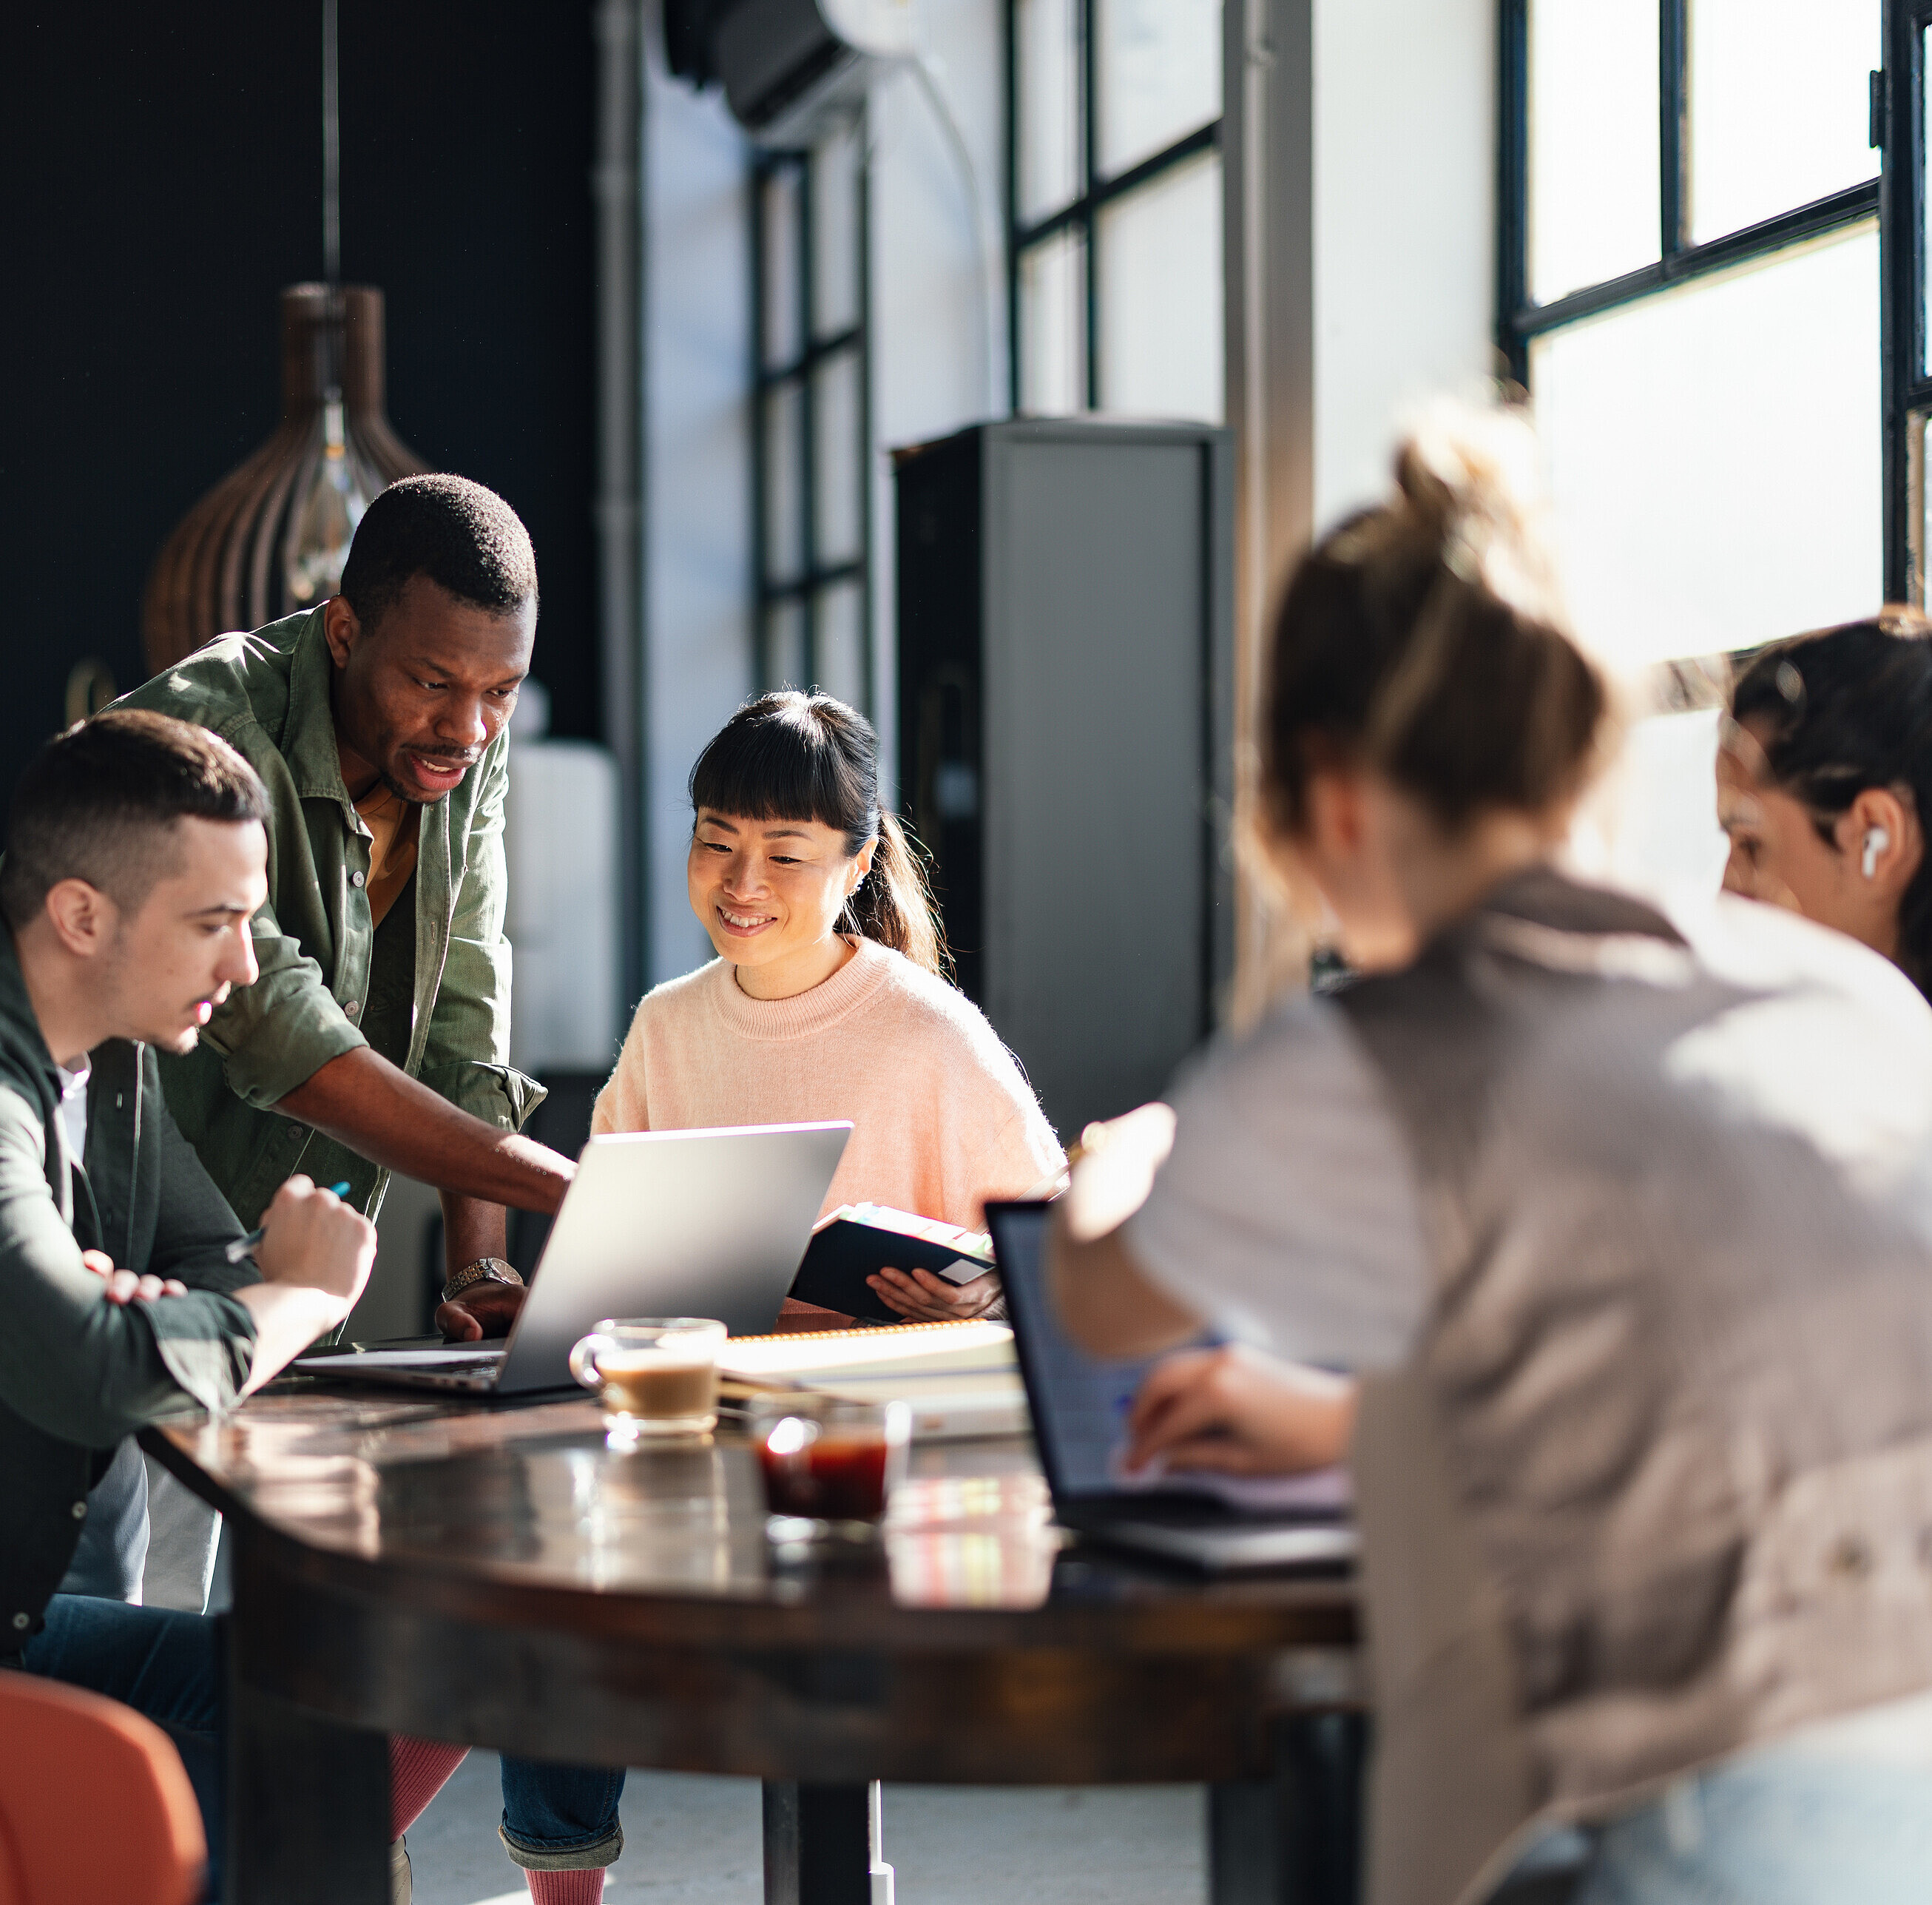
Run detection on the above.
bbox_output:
[1135,869,1932,1904]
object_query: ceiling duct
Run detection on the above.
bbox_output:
[663,0,913,145]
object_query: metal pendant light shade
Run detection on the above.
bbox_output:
[141,283,426,673]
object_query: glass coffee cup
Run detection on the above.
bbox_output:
[570,1317,726,1446]
[751,1395,911,1542]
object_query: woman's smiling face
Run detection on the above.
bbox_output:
[687,808,877,997]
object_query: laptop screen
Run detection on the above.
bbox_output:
[987,1200,1198,1504]
[989,1200,1351,1519]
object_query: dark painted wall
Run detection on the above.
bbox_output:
[3,4,598,797]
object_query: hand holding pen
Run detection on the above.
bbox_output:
[226,1180,354,1264]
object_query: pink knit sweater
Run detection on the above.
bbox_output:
[591,937,1064,1230]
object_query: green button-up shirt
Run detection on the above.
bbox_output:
[114,609,544,1228]
[0,925,258,1645]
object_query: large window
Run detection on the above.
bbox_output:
[1502,1,1893,666]
[751,114,871,707]
[1007,0,1223,420]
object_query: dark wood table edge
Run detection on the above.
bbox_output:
[140,1412,1369,1905]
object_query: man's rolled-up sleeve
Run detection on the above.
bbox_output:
[420,743,544,1133]
[200,897,368,1110]
[0,1093,255,1446]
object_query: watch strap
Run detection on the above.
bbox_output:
[440,1256,524,1305]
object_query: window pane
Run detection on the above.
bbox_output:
[1924,32,1932,377]
[763,599,806,693]
[813,348,864,567]
[762,380,804,586]
[1096,152,1223,421]
[1689,0,1879,244]
[1568,708,1729,917]
[1529,0,1660,304]
[1533,226,1879,667]
[811,120,862,340]
[1019,228,1087,415]
[1915,412,1932,607]
[760,164,803,371]
[814,579,868,708]
[1017,0,1082,226]
[1095,0,1220,181]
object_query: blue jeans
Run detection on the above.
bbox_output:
[19,1594,225,1900]
[1575,1753,1932,1905]
[1504,1712,1932,1905]
[499,1756,626,1870]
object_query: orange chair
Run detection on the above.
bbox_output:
[0,1671,205,1905]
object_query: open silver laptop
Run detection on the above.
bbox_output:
[990,1201,1356,1574]
[295,1122,852,1395]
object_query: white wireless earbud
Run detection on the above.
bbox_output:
[1863,826,1892,879]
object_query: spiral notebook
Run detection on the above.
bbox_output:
[718,1318,1027,1440]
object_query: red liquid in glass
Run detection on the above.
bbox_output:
[759,1432,891,1520]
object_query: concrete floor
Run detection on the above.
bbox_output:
[404,1751,1206,1905]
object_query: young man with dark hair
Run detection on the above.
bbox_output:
[117,475,622,1902]
[0,709,376,1898]
[118,473,575,1324]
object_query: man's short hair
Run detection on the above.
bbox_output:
[0,710,270,930]
[339,473,538,630]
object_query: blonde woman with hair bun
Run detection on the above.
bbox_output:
[1052,405,1932,1905]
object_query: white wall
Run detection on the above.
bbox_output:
[643,36,755,989]
[868,0,1007,795]
[1311,0,1496,529]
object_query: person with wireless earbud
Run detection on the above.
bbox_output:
[1719,612,1932,997]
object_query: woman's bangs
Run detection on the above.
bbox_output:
[689,715,851,832]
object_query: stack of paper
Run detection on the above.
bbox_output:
[718,1320,1027,1440]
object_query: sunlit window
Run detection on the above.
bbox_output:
[1504,0,1888,667]
[752,115,871,707]
[1009,0,1223,421]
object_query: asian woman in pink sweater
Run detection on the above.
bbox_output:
[592,690,1064,1322]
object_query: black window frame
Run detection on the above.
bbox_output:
[750,122,874,706]
[1499,0,1905,597]
[1004,0,1223,415]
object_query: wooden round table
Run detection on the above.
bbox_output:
[146,1384,1361,1905]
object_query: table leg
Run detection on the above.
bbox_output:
[763,1778,896,1905]
[227,1672,390,1904]
[1209,1713,1367,1905]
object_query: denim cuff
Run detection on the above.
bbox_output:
[498,1822,624,1872]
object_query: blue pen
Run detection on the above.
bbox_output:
[223,1181,354,1264]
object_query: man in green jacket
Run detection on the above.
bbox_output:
[0,709,376,1895]
[118,474,575,1333]
[119,474,624,1897]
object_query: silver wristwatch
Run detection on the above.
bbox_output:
[440,1256,525,1305]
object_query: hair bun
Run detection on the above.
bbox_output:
[1393,400,1567,633]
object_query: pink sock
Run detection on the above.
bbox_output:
[526,1872,605,1905]
[389,1736,470,1841]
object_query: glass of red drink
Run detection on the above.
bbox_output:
[752,1396,912,1542]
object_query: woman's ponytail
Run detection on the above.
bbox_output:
[845,811,946,977]
[690,689,952,980]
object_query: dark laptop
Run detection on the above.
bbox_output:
[987,1200,1357,1574]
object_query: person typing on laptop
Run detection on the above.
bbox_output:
[0,710,377,1899]
[1050,409,1932,1905]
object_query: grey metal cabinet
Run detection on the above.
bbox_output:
[895,418,1234,1140]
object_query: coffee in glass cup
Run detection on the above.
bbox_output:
[570,1317,726,1446]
